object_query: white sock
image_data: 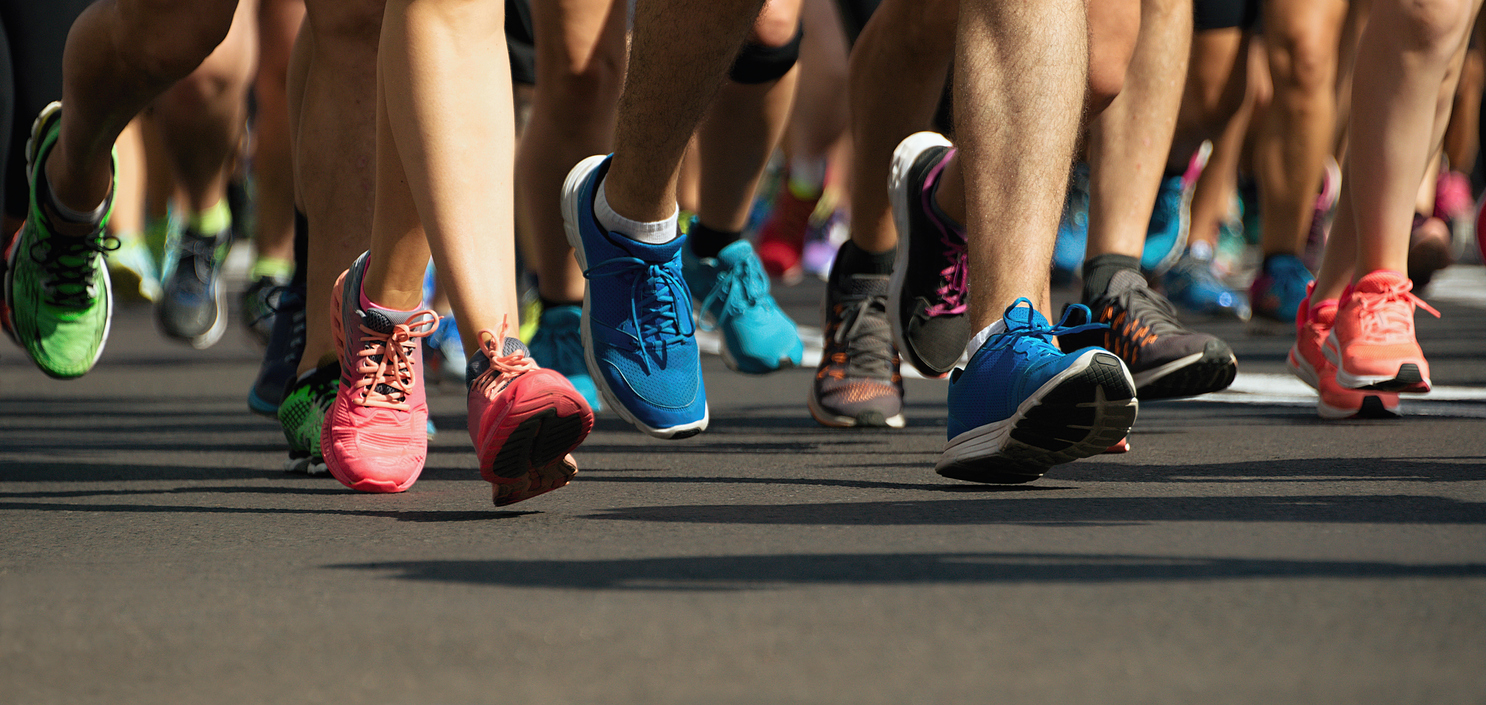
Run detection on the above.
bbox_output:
[966,319,1007,361]
[595,176,678,245]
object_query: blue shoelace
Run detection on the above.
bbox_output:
[585,255,695,373]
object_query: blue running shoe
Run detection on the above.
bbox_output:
[528,304,602,412]
[423,313,467,385]
[1162,253,1251,321]
[1140,174,1188,275]
[937,299,1138,484]
[682,236,803,374]
[1248,253,1314,324]
[1052,162,1090,285]
[561,155,707,439]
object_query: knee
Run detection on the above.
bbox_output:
[118,0,237,82]
[1268,22,1337,94]
[1086,0,1138,114]
[1395,0,1475,57]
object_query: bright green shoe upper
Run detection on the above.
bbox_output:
[7,102,117,380]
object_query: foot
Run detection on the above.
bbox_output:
[248,284,307,417]
[1140,174,1189,275]
[1061,269,1237,399]
[1287,284,1399,419]
[1324,270,1439,393]
[156,226,230,349]
[3,102,116,380]
[756,182,819,283]
[888,132,970,378]
[682,236,803,374]
[321,253,439,492]
[527,304,602,412]
[1162,252,1250,321]
[467,326,594,507]
[241,273,291,347]
[937,299,1137,484]
[280,360,340,475]
[808,271,904,429]
[561,154,707,439]
[1249,253,1314,324]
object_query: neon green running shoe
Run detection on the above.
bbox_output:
[3,102,117,380]
[278,360,340,475]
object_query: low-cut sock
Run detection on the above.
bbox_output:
[539,295,581,310]
[595,175,678,245]
[787,157,827,200]
[188,199,232,237]
[689,222,742,260]
[1082,253,1140,304]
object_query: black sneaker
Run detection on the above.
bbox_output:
[1059,269,1237,399]
[808,272,905,428]
[888,131,971,378]
[246,284,306,417]
[156,227,230,348]
[241,274,290,347]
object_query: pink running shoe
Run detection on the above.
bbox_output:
[322,254,439,493]
[756,185,820,284]
[1434,169,1473,223]
[467,321,594,507]
[1323,270,1439,393]
[1288,284,1399,418]
[1302,157,1343,272]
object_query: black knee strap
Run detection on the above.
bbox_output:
[729,23,804,84]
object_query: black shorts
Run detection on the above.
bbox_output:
[1194,0,1259,31]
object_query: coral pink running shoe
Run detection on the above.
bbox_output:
[1323,270,1439,393]
[1290,284,1399,418]
[322,254,439,493]
[467,321,594,507]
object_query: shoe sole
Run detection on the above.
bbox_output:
[1132,339,1237,399]
[247,388,280,418]
[1323,333,1431,393]
[561,154,708,440]
[483,397,593,507]
[888,131,957,380]
[1287,345,1320,390]
[5,102,113,379]
[1318,394,1399,420]
[936,351,1137,484]
[805,389,905,429]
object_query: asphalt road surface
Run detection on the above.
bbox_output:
[2,263,1483,704]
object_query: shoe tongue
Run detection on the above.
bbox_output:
[465,338,529,387]
[361,306,420,334]
[610,229,684,263]
[1107,269,1147,296]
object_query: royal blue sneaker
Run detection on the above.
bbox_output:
[1052,162,1090,285]
[561,155,707,438]
[1140,174,1188,275]
[682,236,803,374]
[937,299,1138,484]
[1162,252,1251,321]
[527,304,602,412]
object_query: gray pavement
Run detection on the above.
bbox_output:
[2,263,1484,704]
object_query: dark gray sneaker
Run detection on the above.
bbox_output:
[808,272,905,428]
[888,131,970,378]
[156,227,230,349]
[1059,269,1237,399]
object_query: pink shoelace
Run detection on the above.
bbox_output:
[352,311,439,411]
[471,317,536,396]
[918,147,968,317]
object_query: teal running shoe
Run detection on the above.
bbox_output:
[1249,253,1314,324]
[937,299,1137,484]
[1140,174,1188,275]
[1052,162,1090,285]
[682,236,803,375]
[3,102,117,380]
[528,304,602,412]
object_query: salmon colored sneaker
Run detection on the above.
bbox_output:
[1290,285,1400,418]
[321,254,439,493]
[467,320,594,507]
[1323,270,1439,394]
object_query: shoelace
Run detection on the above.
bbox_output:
[351,310,438,410]
[825,291,895,379]
[698,251,770,328]
[585,256,695,373]
[991,298,1106,354]
[919,155,969,317]
[1355,280,1440,341]
[471,317,536,396]
[27,232,118,308]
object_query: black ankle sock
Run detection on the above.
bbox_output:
[1081,253,1140,303]
[291,209,309,288]
[830,240,896,284]
[539,295,581,310]
[688,222,742,260]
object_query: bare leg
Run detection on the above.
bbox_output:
[251,0,306,266]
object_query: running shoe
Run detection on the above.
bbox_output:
[467,324,594,507]
[1052,162,1090,285]
[755,182,819,283]
[1324,270,1439,393]
[247,284,306,417]
[888,132,970,378]
[321,253,440,492]
[1302,157,1342,272]
[241,274,290,347]
[1286,286,1398,419]
[1060,269,1237,399]
[1407,213,1453,290]
[808,271,904,428]
[1162,252,1251,320]
[801,208,847,280]
[279,360,339,475]
[527,304,602,412]
[156,225,230,348]
[561,154,707,438]
[682,236,803,374]
[937,298,1137,484]
[3,102,117,380]
[1141,174,1189,275]
[423,313,468,385]
[108,237,160,303]
[1249,253,1314,324]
